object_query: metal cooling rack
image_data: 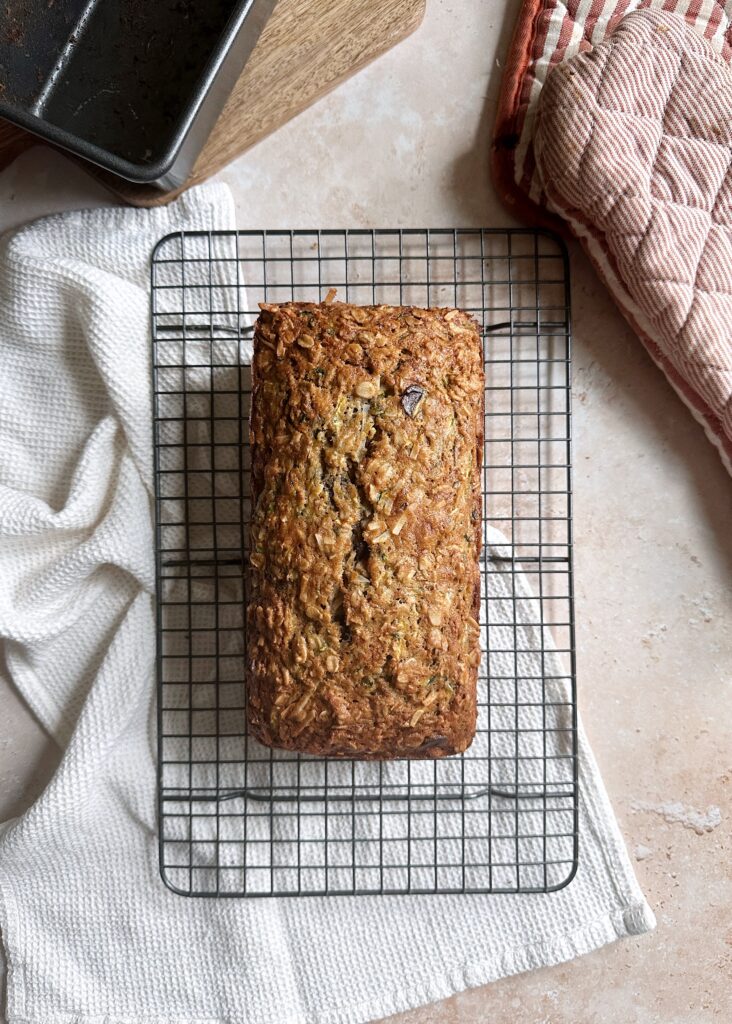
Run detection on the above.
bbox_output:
[151,228,577,898]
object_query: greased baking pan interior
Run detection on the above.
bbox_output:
[0,0,275,186]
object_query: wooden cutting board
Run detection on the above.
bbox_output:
[0,0,425,206]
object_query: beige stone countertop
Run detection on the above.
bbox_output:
[1,0,731,1020]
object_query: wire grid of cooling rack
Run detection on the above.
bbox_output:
[151,228,577,898]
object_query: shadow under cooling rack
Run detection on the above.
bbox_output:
[151,228,578,898]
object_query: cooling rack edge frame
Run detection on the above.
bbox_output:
[150,226,579,899]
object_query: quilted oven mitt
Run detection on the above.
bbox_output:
[534,8,732,473]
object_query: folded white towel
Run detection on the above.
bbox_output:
[0,182,653,1024]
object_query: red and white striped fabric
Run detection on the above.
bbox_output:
[493,2,732,473]
[493,0,732,222]
[533,9,732,471]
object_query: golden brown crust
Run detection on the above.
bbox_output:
[247,301,484,759]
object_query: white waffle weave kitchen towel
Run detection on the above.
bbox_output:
[0,182,654,1024]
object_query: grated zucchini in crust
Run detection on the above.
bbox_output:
[247,301,484,759]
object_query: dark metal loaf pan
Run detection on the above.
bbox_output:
[0,0,276,189]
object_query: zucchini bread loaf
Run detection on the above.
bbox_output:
[247,300,484,758]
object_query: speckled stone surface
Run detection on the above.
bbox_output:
[1,0,731,1020]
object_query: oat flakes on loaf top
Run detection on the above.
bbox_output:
[247,301,484,758]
